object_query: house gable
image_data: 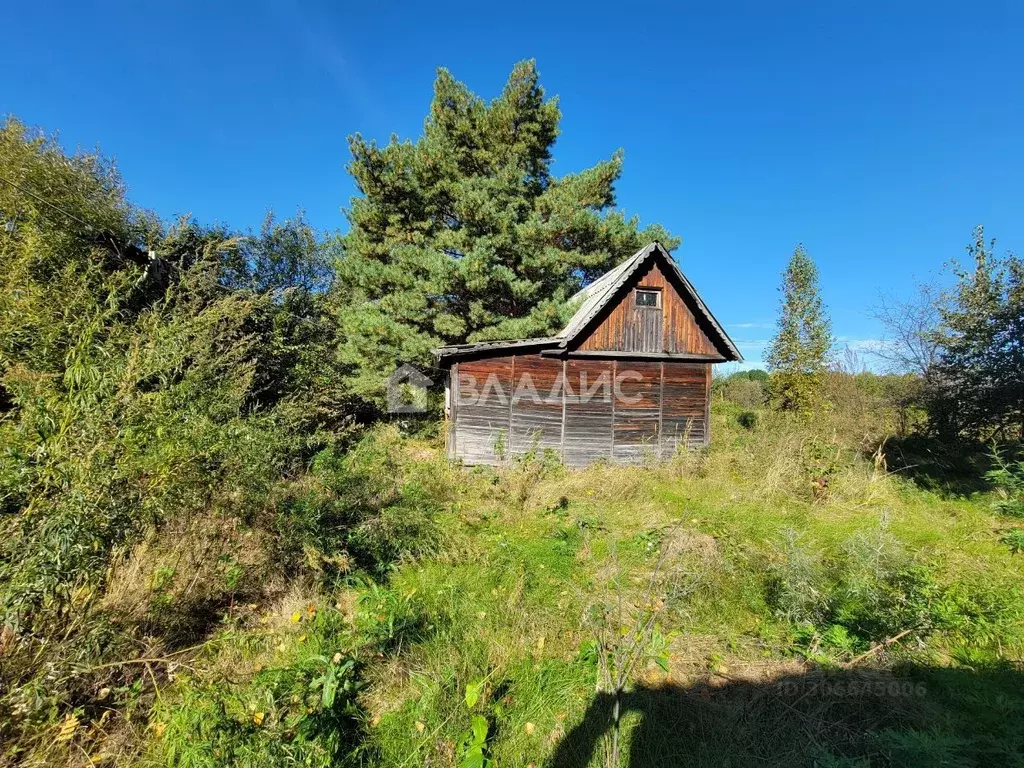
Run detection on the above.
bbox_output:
[433,242,741,364]
[562,243,740,360]
[574,259,720,355]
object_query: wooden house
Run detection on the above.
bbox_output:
[434,242,742,466]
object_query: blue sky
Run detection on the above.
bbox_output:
[4,1,1023,368]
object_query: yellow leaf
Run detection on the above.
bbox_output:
[56,713,79,743]
[525,722,536,735]
[253,711,265,726]
[153,722,166,738]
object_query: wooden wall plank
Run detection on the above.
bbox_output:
[450,354,712,466]
[613,360,661,463]
[661,362,710,454]
[453,357,514,465]
[563,359,614,467]
[509,355,563,456]
[577,261,718,355]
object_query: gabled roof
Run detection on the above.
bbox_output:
[434,242,742,362]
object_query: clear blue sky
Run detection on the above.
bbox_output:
[4,1,1023,368]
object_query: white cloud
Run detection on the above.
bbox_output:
[834,337,886,354]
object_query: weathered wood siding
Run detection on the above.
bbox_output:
[613,361,661,463]
[510,354,562,456]
[448,355,710,466]
[661,362,711,452]
[563,358,614,467]
[449,357,514,463]
[577,261,718,355]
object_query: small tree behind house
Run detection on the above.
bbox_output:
[766,245,834,412]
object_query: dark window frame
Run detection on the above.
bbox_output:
[635,288,662,308]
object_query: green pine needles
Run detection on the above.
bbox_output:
[766,245,835,412]
[333,60,677,405]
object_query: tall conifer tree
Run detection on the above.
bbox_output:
[931,226,1024,437]
[766,245,834,411]
[334,61,677,401]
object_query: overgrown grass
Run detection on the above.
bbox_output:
[7,400,1022,766]
[134,403,1024,768]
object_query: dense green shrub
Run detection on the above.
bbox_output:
[987,446,1024,518]
[723,377,767,408]
[737,410,759,430]
[0,118,356,764]
[274,427,449,579]
[153,607,365,768]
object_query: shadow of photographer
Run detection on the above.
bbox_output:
[547,664,1024,767]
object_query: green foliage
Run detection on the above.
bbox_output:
[930,226,1024,438]
[720,372,767,409]
[0,117,359,763]
[152,607,365,768]
[1001,529,1024,555]
[354,579,435,652]
[766,245,834,412]
[767,527,1022,653]
[276,426,450,578]
[986,445,1024,517]
[457,715,493,768]
[333,61,678,406]
[737,410,759,430]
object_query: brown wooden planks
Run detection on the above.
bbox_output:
[661,362,709,453]
[562,359,615,467]
[448,354,711,466]
[613,360,661,463]
[577,261,718,355]
[453,357,514,464]
[509,355,563,456]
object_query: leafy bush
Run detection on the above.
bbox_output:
[152,607,365,768]
[765,528,1024,653]
[737,410,759,430]
[986,446,1024,517]
[1002,529,1024,554]
[0,118,353,763]
[722,377,767,409]
[765,530,828,627]
[274,426,449,578]
[829,531,939,642]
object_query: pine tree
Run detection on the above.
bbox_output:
[765,245,834,411]
[931,226,1024,437]
[333,60,677,403]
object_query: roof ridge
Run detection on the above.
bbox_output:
[434,242,742,363]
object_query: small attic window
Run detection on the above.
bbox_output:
[635,289,661,308]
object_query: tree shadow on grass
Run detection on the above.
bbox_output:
[881,434,997,497]
[548,664,1024,767]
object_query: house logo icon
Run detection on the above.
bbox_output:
[386,364,433,414]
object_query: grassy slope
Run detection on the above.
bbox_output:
[152,403,1024,768]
